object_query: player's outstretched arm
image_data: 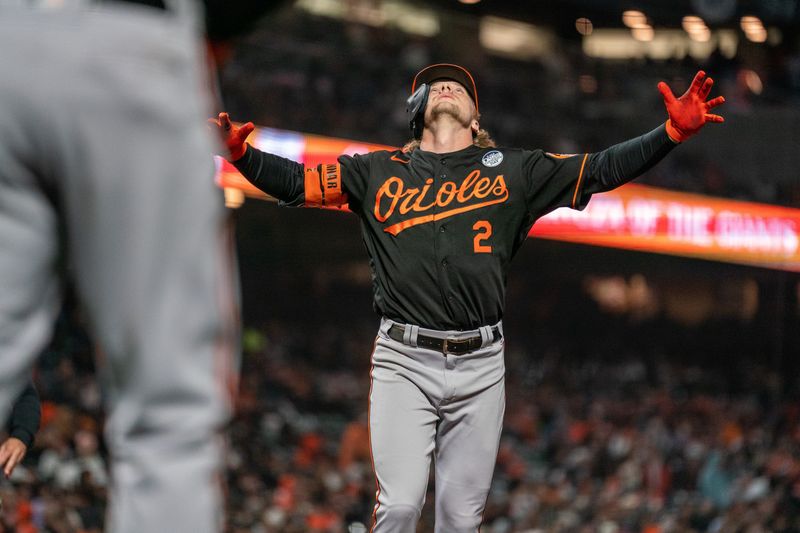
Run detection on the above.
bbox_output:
[658,70,725,143]
[208,113,349,209]
[209,112,305,205]
[582,71,725,193]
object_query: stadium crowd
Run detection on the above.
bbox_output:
[1,277,798,532]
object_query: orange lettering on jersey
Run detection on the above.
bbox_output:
[398,188,421,215]
[436,181,457,205]
[412,179,436,211]
[456,170,481,203]
[374,177,402,222]
[374,172,509,235]
[473,176,492,199]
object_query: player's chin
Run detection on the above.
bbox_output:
[431,101,458,114]
[430,103,471,125]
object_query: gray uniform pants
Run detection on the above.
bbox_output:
[369,318,505,532]
[0,2,239,532]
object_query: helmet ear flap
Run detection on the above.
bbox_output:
[406,83,430,140]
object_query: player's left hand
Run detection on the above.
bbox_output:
[0,437,28,477]
[658,71,725,143]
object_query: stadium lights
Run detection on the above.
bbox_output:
[575,17,593,36]
[740,15,763,31]
[682,15,706,32]
[742,69,763,95]
[622,10,653,42]
[622,10,647,28]
[583,29,737,61]
[631,25,655,42]
[682,15,712,42]
[746,28,768,43]
[295,0,440,37]
[689,26,712,42]
[741,16,767,43]
[479,16,556,60]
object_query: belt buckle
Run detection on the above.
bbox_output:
[442,337,466,355]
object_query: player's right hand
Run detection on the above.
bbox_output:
[208,112,255,161]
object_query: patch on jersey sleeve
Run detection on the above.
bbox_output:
[481,150,504,167]
[304,163,347,208]
[545,152,579,159]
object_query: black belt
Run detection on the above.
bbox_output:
[388,324,501,355]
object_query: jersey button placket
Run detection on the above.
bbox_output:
[434,159,452,314]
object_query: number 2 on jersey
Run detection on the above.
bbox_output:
[473,221,492,253]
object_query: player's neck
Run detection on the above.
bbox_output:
[419,120,473,154]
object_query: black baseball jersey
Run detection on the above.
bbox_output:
[234,124,676,330]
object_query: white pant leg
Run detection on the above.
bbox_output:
[369,326,442,533]
[434,335,505,533]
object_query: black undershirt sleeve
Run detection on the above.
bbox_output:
[232,145,305,207]
[584,123,677,194]
[7,381,41,449]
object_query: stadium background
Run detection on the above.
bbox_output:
[2,0,799,531]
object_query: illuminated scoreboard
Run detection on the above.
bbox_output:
[532,183,799,272]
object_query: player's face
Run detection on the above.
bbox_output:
[426,80,476,128]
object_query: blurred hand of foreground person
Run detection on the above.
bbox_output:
[0,437,27,477]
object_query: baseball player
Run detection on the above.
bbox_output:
[212,64,724,532]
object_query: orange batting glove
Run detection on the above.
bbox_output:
[208,112,255,161]
[658,71,725,143]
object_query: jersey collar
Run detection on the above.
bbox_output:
[410,144,483,164]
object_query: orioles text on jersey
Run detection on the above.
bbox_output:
[374,170,509,235]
